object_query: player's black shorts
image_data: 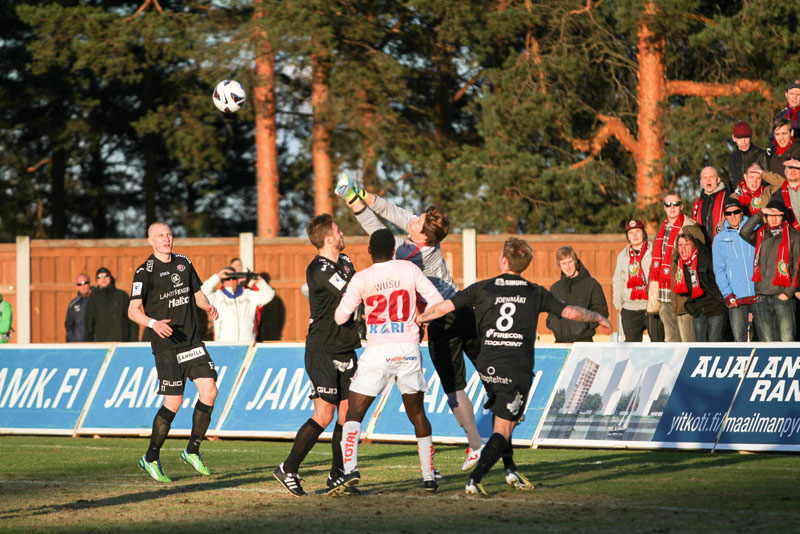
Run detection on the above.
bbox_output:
[427,306,481,394]
[153,343,217,396]
[479,363,532,422]
[305,348,357,404]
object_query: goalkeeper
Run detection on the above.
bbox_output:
[336,174,485,471]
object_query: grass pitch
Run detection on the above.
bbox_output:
[0,436,798,533]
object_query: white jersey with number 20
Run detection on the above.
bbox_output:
[335,259,443,345]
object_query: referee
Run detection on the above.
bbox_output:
[128,222,220,482]
[418,237,611,495]
[274,214,362,496]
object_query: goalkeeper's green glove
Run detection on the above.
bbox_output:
[335,172,368,206]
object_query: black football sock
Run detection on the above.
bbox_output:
[146,406,176,462]
[331,422,344,477]
[469,433,507,484]
[283,419,324,474]
[186,401,214,454]
[501,439,517,471]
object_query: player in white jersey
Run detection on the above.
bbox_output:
[328,229,443,494]
[336,173,484,470]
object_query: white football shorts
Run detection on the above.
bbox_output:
[349,342,428,397]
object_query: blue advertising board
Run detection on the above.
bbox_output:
[0,345,110,435]
[217,344,379,438]
[367,345,570,446]
[78,343,248,436]
[653,345,800,451]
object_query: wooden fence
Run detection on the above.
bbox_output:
[0,233,628,344]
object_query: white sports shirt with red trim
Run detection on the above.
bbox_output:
[335,259,443,345]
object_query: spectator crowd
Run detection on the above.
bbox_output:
[609,80,800,343]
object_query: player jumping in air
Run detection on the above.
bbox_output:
[336,173,485,470]
[418,237,611,495]
[128,222,220,482]
[328,229,443,494]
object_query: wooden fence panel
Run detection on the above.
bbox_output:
[475,234,628,336]
[29,238,238,343]
[10,233,628,343]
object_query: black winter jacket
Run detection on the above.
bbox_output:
[740,213,800,298]
[674,247,726,318]
[65,293,90,342]
[728,144,767,188]
[85,281,138,342]
[546,260,608,342]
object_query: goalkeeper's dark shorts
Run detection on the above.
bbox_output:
[426,306,480,394]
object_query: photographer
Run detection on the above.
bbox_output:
[201,266,276,342]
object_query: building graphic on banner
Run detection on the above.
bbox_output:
[636,362,668,416]
[561,357,599,414]
[600,359,634,415]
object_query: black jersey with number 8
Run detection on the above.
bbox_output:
[451,273,566,370]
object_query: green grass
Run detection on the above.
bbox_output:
[0,436,798,533]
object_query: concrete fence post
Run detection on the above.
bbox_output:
[16,236,31,344]
[462,228,477,288]
[239,232,255,272]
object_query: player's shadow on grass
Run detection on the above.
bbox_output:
[0,474,274,520]
[528,449,776,489]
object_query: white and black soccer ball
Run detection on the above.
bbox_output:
[212,79,246,113]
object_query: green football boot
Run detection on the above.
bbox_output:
[138,455,171,483]
[181,449,211,476]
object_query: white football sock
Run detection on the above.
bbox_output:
[450,390,482,450]
[341,421,361,475]
[417,435,435,481]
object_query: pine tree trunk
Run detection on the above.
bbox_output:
[142,69,157,228]
[635,2,665,209]
[253,1,280,237]
[49,148,66,238]
[359,89,378,191]
[311,37,332,216]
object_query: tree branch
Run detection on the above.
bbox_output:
[126,0,164,21]
[27,158,51,173]
[454,74,480,103]
[571,113,639,169]
[560,0,604,44]
[666,79,772,101]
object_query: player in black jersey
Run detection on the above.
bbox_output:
[419,237,611,495]
[274,214,363,497]
[128,222,220,483]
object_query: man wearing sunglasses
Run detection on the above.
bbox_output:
[650,191,704,342]
[712,198,759,342]
[65,274,93,342]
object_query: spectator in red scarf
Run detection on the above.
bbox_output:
[673,233,727,342]
[613,219,662,342]
[768,159,800,233]
[693,166,728,243]
[728,121,767,191]
[739,199,800,342]
[770,80,800,150]
[768,117,800,177]
[732,161,782,216]
[649,191,704,342]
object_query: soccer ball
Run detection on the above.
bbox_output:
[212,79,246,113]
